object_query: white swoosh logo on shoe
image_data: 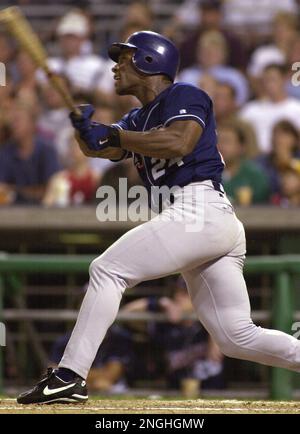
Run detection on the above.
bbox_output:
[43,383,76,396]
[99,139,109,145]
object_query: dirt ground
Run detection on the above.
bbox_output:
[0,398,299,414]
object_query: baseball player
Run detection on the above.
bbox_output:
[18,31,300,404]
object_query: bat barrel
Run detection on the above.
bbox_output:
[0,6,81,117]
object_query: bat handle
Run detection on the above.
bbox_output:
[72,107,83,117]
[45,69,81,116]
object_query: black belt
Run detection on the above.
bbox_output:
[189,177,225,194]
[212,180,225,194]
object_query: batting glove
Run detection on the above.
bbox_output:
[69,104,121,151]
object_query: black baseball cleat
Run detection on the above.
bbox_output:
[17,368,88,405]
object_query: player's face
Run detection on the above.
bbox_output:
[112,49,142,95]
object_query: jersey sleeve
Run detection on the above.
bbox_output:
[111,110,134,131]
[110,108,138,162]
[162,84,211,129]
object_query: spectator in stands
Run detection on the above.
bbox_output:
[271,169,300,207]
[0,32,15,78]
[218,121,271,205]
[122,1,154,31]
[223,0,298,35]
[178,30,249,106]
[14,51,39,111]
[214,82,258,158]
[36,9,114,102]
[118,22,148,45]
[248,12,298,78]
[43,132,100,206]
[197,73,218,100]
[37,82,71,167]
[214,82,239,122]
[247,12,298,97]
[0,104,60,205]
[0,74,15,141]
[177,0,247,71]
[256,120,300,197]
[286,35,300,99]
[239,64,300,154]
[0,119,9,150]
[121,277,225,391]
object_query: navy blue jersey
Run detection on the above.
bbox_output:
[112,82,224,192]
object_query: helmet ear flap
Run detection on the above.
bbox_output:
[132,48,159,76]
[131,49,149,76]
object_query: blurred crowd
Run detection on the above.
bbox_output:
[1,0,300,207]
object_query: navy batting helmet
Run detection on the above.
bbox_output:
[108,31,179,82]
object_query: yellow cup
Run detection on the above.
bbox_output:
[180,378,201,399]
[236,186,253,206]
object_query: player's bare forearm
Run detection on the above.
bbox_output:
[119,120,202,159]
[120,128,181,158]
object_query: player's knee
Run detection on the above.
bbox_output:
[89,257,114,280]
[217,339,242,358]
[89,257,103,278]
[89,257,127,293]
[215,320,261,358]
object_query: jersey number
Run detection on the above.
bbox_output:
[151,157,184,181]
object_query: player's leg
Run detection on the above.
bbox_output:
[59,183,243,379]
[182,255,300,371]
[16,183,248,404]
[17,217,183,404]
[58,218,183,379]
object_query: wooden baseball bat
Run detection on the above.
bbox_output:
[0,6,81,116]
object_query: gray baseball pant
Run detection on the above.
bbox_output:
[59,182,300,379]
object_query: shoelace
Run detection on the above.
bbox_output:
[36,367,55,386]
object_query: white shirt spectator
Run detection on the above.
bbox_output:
[37,108,71,165]
[223,0,298,32]
[37,55,114,93]
[247,45,286,77]
[239,97,300,153]
[174,0,202,27]
[36,9,115,93]
[89,157,116,178]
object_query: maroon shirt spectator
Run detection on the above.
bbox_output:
[179,0,248,71]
